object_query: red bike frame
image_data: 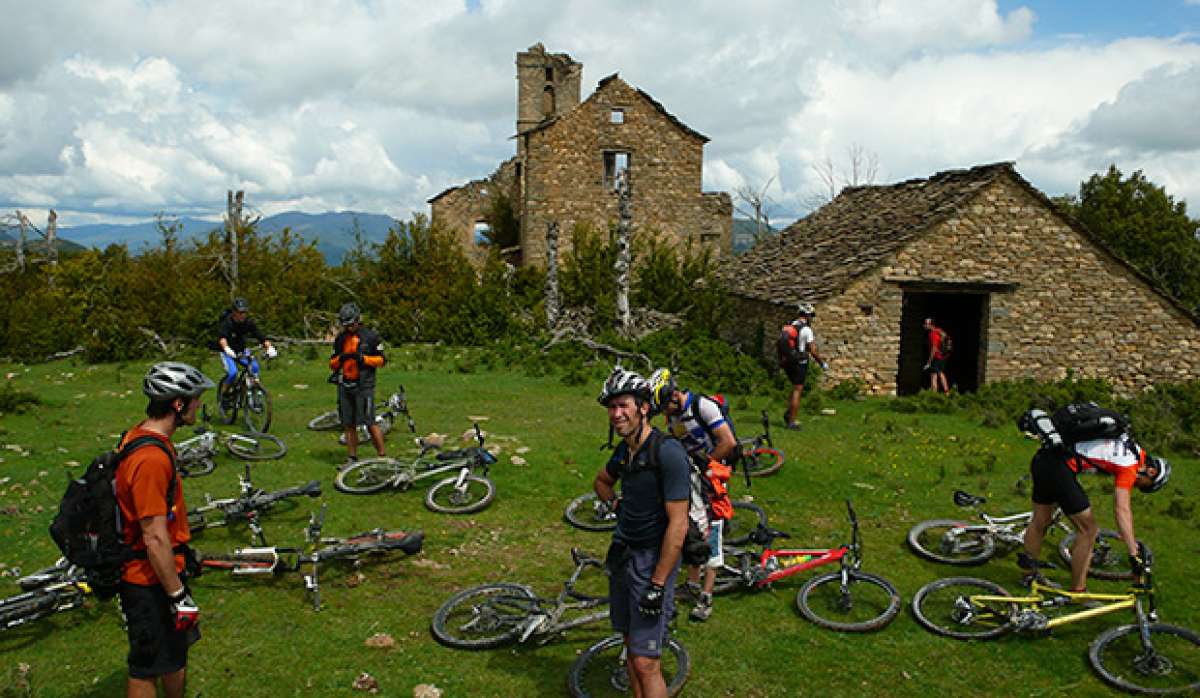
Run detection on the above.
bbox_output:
[754,544,849,587]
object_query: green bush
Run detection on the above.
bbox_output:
[0,382,40,414]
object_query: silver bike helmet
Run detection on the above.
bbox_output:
[1138,455,1171,494]
[338,302,362,327]
[143,362,215,400]
[598,367,651,406]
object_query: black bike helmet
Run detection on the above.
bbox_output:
[231,297,250,313]
[338,302,362,327]
[598,367,651,406]
[143,362,215,401]
[1138,455,1171,494]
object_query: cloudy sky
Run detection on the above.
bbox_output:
[2,0,1198,228]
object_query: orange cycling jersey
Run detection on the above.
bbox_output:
[114,427,190,586]
[329,333,384,381]
[1067,438,1144,490]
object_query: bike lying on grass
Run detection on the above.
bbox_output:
[216,348,273,433]
[334,423,498,514]
[175,406,287,477]
[307,389,416,445]
[0,560,91,632]
[911,547,1200,694]
[197,504,423,610]
[564,495,768,546]
[711,500,902,632]
[736,409,785,479]
[187,464,321,545]
[907,489,1153,580]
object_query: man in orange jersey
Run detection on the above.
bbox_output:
[330,302,387,465]
[117,362,213,698]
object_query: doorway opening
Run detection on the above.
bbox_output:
[897,290,989,395]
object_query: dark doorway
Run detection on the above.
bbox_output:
[897,290,989,395]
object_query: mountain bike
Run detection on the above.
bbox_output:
[197,504,423,610]
[713,500,902,632]
[175,406,287,477]
[307,389,416,445]
[563,495,768,545]
[1,559,92,631]
[737,409,784,478]
[334,424,498,514]
[188,464,322,545]
[430,548,610,650]
[907,489,1152,581]
[567,632,690,698]
[217,349,272,432]
[911,549,1200,694]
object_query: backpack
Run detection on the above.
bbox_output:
[48,435,176,599]
[939,329,953,357]
[776,325,807,366]
[689,393,742,470]
[1050,402,1130,445]
[626,430,713,566]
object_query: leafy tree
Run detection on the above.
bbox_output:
[482,191,521,249]
[1055,165,1200,310]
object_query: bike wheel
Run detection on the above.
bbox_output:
[564,492,618,532]
[216,385,239,425]
[333,458,401,495]
[567,634,690,697]
[425,475,495,514]
[1059,530,1154,581]
[907,519,996,566]
[179,457,216,478]
[744,447,784,477]
[224,432,287,461]
[243,383,272,433]
[795,570,902,632]
[1089,622,1200,695]
[911,577,1017,640]
[725,501,768,546]
[430,583,538,650]
[307,411,341,431]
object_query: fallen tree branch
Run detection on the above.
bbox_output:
[542,330,653,372]
[44,345,85,362]
[270,335,330,346]
[138,326,172,355]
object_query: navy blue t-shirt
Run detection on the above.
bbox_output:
[604,429,690,548]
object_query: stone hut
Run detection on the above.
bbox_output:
[724,162,1200,395]
[429,43,732,265]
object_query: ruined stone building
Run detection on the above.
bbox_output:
[429,44,732,265]
[724,162,1200,395]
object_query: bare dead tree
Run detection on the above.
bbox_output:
[806,143,880,208]
[544,221,561,329]
[614,170,633,334]
[225,190,244,296]
[12,212,27,272]
[734,175,777,242]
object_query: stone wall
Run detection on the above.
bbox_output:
[429,157,519,261]
[728,174,1200,394]
[520,77,730,264]
[516,44,582,141]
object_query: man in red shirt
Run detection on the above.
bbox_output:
[117,362,213,698]
[923,317,950,394]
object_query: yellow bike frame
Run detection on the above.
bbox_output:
[970,579,1143,630]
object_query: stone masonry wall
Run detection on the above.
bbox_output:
[728,175,1200,394]
[520,78,730,264]
[429,157,519,261]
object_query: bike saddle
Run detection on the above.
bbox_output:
[953,490,986,507]
[749,525,790,545]
[571,548,603,567]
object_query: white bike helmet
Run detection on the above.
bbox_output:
[598,367,652,406]
[143,362,215,400]
[1138,455,1171,494]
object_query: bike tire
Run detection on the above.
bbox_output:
[907,519,996,566]
[424,475,495,515]
[430,583,538,650]
[321,531,423,559]
[243,383,272,433]
[744,447,785,477]
[567,634,690,697]
[334,458,401,495]
[1059,530,1154,581]
[910,577,1017,641]
[795,570,902,632]
[725,501,768,546]
[307,411,341,431]
[0,588,76,629]
[216,386,239,426]
[179,457,216,478]
[564,492,618,532]
[1089,622,1200,695]
[224,432,287,461]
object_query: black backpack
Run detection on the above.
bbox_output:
[940,330,954,356]
[688,393,741,470]
[48,435,176,599]
[623,430,712,566]
[1050,402,1130,445]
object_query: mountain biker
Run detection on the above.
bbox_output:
[118,362,213,698]
[1018,406,1170,592]
[329,302,387,465]
[593,367,689,698]
[649,367,735,622]
[923,317,950,394]
[215,297,276,409]
[778,303,827,430]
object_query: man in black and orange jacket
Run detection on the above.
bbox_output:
[329,302,387,464]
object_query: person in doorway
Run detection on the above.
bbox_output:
[923,317,950,394]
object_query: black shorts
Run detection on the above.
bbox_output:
[1030,448,1090,515]
[783,360,809,386]
[929,357,946,373]
[118,581,197,679]
[338,384,375,427]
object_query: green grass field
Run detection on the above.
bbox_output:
[1,347,1197,697]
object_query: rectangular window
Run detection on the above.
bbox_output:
[603,151,630,191]
[545,67,553,81]
[473,221,491,245]
[610,108,625,124]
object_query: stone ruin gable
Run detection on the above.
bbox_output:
[883,173,1200,394]
[428,157,520,260]
[519,74,730,264]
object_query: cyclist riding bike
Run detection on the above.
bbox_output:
[213,298,276,409]
[1018,405,1170,593]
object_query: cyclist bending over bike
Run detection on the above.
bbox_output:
[330,303,387,465]
[1018,404,1170,593]
[213,297,276,409]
